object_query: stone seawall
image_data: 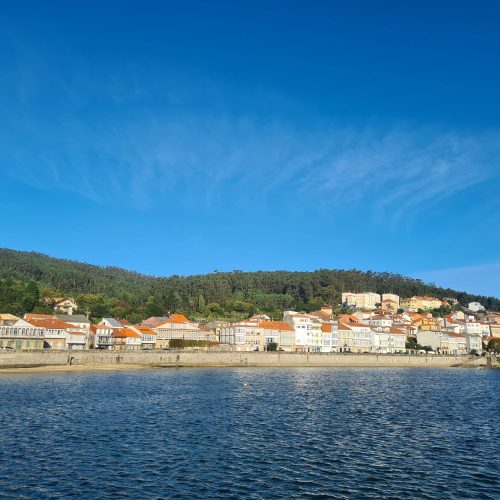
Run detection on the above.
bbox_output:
[0,350,489,369]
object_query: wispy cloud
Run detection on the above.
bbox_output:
[1,30,499,223]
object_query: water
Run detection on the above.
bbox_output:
[0,368,498,499]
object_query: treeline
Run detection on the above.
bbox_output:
[0,248,498,321]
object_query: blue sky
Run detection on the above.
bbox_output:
[1,1,499,297]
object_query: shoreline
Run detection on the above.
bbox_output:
[0,364,492,375]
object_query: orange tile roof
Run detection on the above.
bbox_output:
[90,324,113,333]
[132,325,156,335]
[170,313,188,322]
[321,323,332,333]
[389,327,406,335]
[113,327,141,338]
[260,321,294,331]
[27,318,73,329]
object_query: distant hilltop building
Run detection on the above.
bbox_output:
[381,293,400,311]
[400,296,442,311]
[342,292,381,310]
[468,302,485,312]
[43,297,78,315]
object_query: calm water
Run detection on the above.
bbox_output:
[0,368,498,499]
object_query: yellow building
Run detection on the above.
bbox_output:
[401,296,442,311]
[421,317,442,332]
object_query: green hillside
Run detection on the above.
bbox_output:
[0,248,498,321]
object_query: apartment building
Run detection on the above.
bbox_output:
[342,292,381,310]
[371,327,406,353]
[283,311,322,352]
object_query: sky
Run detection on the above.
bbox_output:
[0,0,499,297]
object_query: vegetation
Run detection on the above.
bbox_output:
[266,342,278,351]
[168,339,218,349]
[485,338,500,353]
[0,248,498,322]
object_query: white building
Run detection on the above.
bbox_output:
[370,315,393,328]
[0,317,45,350]
[320,323,339,353]
[371,327,406,353]
[447,332,467,355]
[468,302,485,312]
[91,324,114,349]
[283,311,322,352]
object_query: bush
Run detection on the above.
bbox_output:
[267,342,278,351]
[169,339,186,349]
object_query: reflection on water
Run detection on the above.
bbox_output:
[0,368,498,498]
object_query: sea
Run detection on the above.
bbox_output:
[0,367,498,499]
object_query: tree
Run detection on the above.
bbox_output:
[487,338,500,353]
[267,342,278,351]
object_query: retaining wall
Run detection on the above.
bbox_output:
[0,350,490,369]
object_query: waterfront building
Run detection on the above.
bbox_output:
[283,311,322,352]
[0,316,45,350]
[128,325,157,349]
[112,327,142,350]
[349,323,372,353]
[220,319,262,351]
[447,332,467,355]
[27,318,71,349]
[463,333,482,354]
[90,324,114,349]
[220,319,295,351]
[338,322,354,352]
[319,322,339,352]
[153,314,211,348]
[67,330,88,350]
[342,292,381,310]
[205,320,231,342]
[260,321,295,351]
[371,327,406,354]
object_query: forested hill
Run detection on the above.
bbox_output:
[0,248,498,321]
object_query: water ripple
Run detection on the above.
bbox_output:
[0,368,498,498]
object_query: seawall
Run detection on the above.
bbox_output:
[0,350,491,370]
